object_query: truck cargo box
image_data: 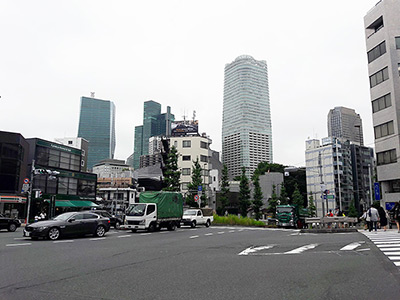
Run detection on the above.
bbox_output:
[139,191,183,219]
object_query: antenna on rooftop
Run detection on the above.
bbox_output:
[91,92,95,98]
[182,109,187,123]
[192,110,196,122]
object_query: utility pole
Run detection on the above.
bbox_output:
[336,139,342,213]
[318,152,325,217]
[368,163,373,207]
[26,160,35,224]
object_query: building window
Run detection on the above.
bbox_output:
[367,41,386,63]
[372,93,391,113]
[374,121,395,139]
[396,37,400,49]
[174,141,178,147]
[68,140,73,145]
[370,67,389,88]
[182,168,191,176]
[182,155,191,161]
[377,149,397,166]
[182,140,191,148]
[200,155,208,163]
[200,141,208,149]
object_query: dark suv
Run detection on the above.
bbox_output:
[0,214,21,232]
[85,210,123,229]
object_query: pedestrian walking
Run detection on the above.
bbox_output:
[361,210,368,230]
[391,202,400,233]
[366,206,380,232]
[377,206,388,231]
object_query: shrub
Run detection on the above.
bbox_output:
[213,214,266,227]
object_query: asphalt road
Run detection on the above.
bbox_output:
[0,226,400,300]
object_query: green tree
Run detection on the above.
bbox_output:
[252,174,263,220]
[348,200,358,217]
[279,185,288,205]
[268,185,279,217]
[253,162,285,177]
[219,164,230,214]
[238,167,251,217]
[162,145,181,192]
[291,183,304,208]
[186,158,204,207]
[308,193,316,217]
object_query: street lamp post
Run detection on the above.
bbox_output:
[26,160,35,224]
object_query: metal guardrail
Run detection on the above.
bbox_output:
[305,217,358,228]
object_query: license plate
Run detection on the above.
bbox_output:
[23,230,31,237]
[135,226,138,229]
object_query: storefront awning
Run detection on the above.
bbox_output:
[55,200,99,208]
[0,195,27,203]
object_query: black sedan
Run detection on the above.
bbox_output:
[0,214,21,232]
[23,211,111,240]
[85,210,123,229]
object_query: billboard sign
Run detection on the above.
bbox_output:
[171,120,199,136]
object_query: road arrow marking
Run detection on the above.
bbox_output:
[284,244,318,254]
[340,241,365,251]
[239,245,275,256]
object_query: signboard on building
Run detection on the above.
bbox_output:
[374,182,381,201]
[171,120,199,136]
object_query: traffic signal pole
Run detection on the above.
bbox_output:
[26,159,35,224]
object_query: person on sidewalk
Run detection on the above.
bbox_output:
[377,206,388,231]
[366,206,380,232]
[392,202,400,233]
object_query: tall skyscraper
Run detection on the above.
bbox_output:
[327,107,364,146]
[133,101,174,169]
[78,96,116,170]
[365,0,400,207]
[222,55,272,179]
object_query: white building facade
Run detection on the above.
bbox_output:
[222,55,272,179]
[364,0,400,208]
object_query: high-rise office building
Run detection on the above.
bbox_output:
[364,0,400,207]
[78,96,116,170]
[327,107,364,146]
[133,101,174,169]
[222,55,272,179]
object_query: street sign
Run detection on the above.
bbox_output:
[327,195,334,199]
[198,186,202,191]
[374,182,380,201]
[23,178,30,184]
[194,195,199,202]
[21,184,29,192]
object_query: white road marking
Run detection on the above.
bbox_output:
[340,242,364,251]
[229,230,235,233]
[387,256,400,260]
[284,244,318,254]
[377,244,400,248]
[13,238,26,240]
[159,231,169,234]
[117,235,131,238]
[377,247,400,251]
[383,252,400,255]
[217,232,225,234]
[190,235,199,239]
[356,248,370,252]
[373,241,400,244]
[90,237,106,241]
[205,233,213,236]
[140,233,151,236]
[238,245,275,256]
[6,243,31,247]
[53,240,74,243]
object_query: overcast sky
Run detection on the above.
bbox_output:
[1,0,379,167]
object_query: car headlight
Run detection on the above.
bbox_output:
[139,220,146,225]
[38,226,48,231]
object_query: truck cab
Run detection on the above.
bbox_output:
[124,203,157,231]
[276,205,308,229]
[181,208,213,228]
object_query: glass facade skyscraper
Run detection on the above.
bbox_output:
[78,96,116,170]
[222,55,272,179]
[327,107,363,146]
[133,101,174,169]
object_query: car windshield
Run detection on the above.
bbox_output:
[126,204,146,216]
[277,207,293,213]
[183,210,197,216]
[54,212,76,221]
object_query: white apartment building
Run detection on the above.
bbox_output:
[55,137,89,171]
[169,135,212,194]
[92,159,134,178]
[364,0,400,207]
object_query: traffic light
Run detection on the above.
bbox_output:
[35,169,50,175]
[35,190,43,198]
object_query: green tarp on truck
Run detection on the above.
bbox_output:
[139,191,183,219]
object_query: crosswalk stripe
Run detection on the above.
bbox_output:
[383,252,400,255]
[387,256,400,260]
[394,262,400,266]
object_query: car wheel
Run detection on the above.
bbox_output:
[205,220,210,227]
[148,222,157,232]
[48,227,60,240]
[8,223,17,232]
[167,222,176,231]
[95,225,106,237]
[191,221,196,228]
[115,221,121,230]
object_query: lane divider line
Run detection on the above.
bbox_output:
[6,243,32,247]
